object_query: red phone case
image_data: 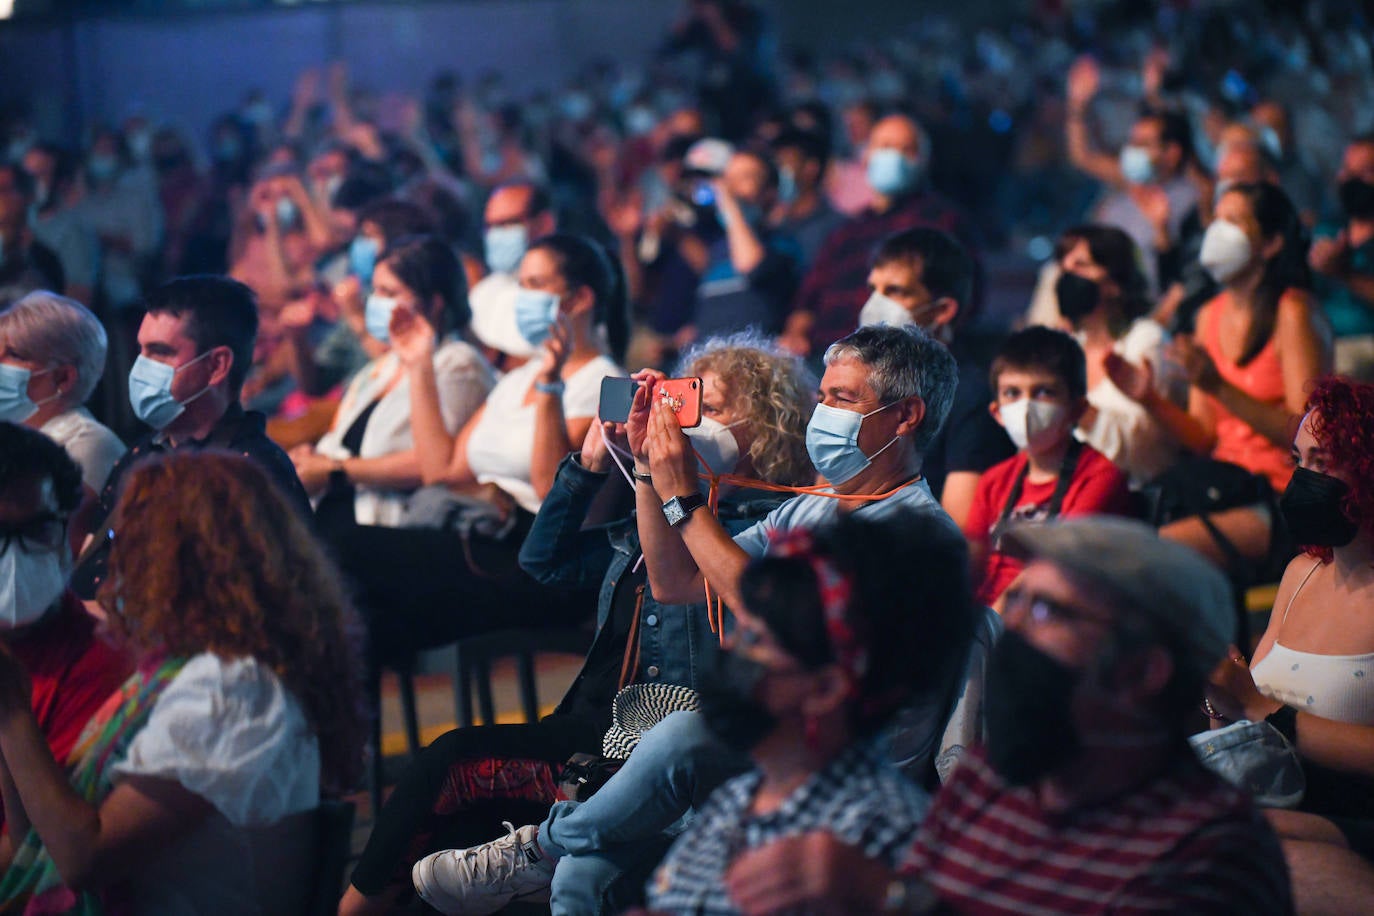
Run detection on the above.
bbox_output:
[655,377,703,428]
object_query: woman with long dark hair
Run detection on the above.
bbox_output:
[1108,181,1331,570]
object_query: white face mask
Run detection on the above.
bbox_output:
[998,398,1067,452]
[0,543,68,630]
[857,291,914,328]
[683,416,744,477]
[1199,219,1254,285]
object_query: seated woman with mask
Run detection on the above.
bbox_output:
[1205,377,1374,907]
[327,232,629,669]
[339,334,813,916]
[0,450,365,915]
[291,235,493,530]
[1107,182,1331,575]
[642,511,974,916]
[1051,224,1180,486]
[0,291,124,538]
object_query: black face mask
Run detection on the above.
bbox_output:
[1055,271,1102,325]
[697,651,778,753]
[1280,466,1360,548]
[983,629,1084,787]
[1339,178,1374,220]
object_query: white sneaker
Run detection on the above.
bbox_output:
[411,821,555,915]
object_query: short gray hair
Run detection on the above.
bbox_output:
[823,324,958,452]
[0,291,108,405]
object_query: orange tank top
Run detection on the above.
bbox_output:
[1201,292,1293,492]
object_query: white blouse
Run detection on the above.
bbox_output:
[110,652,322,915]
[39,407,125,493]
[466,354,625,515]
[315,337,494,526]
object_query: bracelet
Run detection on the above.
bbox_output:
[632,470,652,483]
[1266,704,1299,744]
[1201,698,1226,721]
[534,379,565,395]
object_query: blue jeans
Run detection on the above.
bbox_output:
[537,711,750,915]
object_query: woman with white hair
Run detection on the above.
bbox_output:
[0,291,125,499]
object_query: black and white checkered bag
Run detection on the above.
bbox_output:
[600,683,701,759]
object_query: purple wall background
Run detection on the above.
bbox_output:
[0,0,1013,146]
[0,1,689,144]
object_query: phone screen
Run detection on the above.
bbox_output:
[599,376,639,424]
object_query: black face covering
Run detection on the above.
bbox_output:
[1280,466,1360,548]
[1055,271,1102,325]
[1339,178,1374,220]
[697,651,779,753]
[983,629,1084,787]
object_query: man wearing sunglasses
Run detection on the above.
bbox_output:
[724,516,1294,915]
[0,423,130,776]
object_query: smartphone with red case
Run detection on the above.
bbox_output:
[654,377,703,428]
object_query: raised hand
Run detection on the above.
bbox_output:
[389,304,436,367]
[1309,232,1349,277]
[1066,56,1101,110]
[626,369,665,465]
[1172,335,1222,393]
[537,315,573,385]
[1103,351,1156,403]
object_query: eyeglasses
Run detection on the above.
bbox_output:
[0,513,68,558]
[1002,586,1114,630]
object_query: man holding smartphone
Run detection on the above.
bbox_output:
[635,321,960,612]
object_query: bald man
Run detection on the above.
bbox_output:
[781,114,980,358]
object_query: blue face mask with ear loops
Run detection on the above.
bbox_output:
[127,350,214,430]
[0,364,59,423]
[804,400,900,485]
[514,287,561,348]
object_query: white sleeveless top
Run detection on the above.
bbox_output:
[1250,560,1374,726]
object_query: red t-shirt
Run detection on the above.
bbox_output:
[964,445,1134,605]
[10,592,133,765]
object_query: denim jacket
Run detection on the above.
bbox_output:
[519,453,782,723]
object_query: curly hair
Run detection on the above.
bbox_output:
[676,331,816,487]
[97,451,367,792]
[1305,376,1374,551]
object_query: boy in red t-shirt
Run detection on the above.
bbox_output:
[964,327,1134,605]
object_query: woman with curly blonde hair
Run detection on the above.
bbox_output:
[0,450,365,916]
[341,336,814,916]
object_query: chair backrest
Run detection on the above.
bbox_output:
[304,799,357,916]
[885,604,1004,789]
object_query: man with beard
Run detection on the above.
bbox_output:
[724,516,1293,915]
[1309,134,1374,381]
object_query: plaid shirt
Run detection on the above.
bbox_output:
[793,190,980,354]
[647,740,928,916]
[905,748,1295,915]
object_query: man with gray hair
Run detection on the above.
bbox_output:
[0,291,124,498]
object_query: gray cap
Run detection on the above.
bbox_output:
[1001,516,1234,677]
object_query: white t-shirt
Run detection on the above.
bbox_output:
[111,652,320,915]
[39,407,125,493]
[466,354,625,515]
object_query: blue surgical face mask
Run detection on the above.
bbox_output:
[349,235,381,282]
[485,224,529,274]
[0,363,59,423]
[777,167,799,204]
[365,293,399,344]
[866,148,919,197]
[805,400,900,486]
[514,287,560,348]
[86,154,118,184]
[275,196,299,228]
[1119,145,1155,185]
[127,350,214,430]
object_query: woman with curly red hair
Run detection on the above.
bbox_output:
[0,450,366,915]
[1206,376,1374,907]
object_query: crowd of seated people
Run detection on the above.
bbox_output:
[0,0,1372,913]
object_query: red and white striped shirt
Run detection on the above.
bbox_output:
[903,748,1293,914]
